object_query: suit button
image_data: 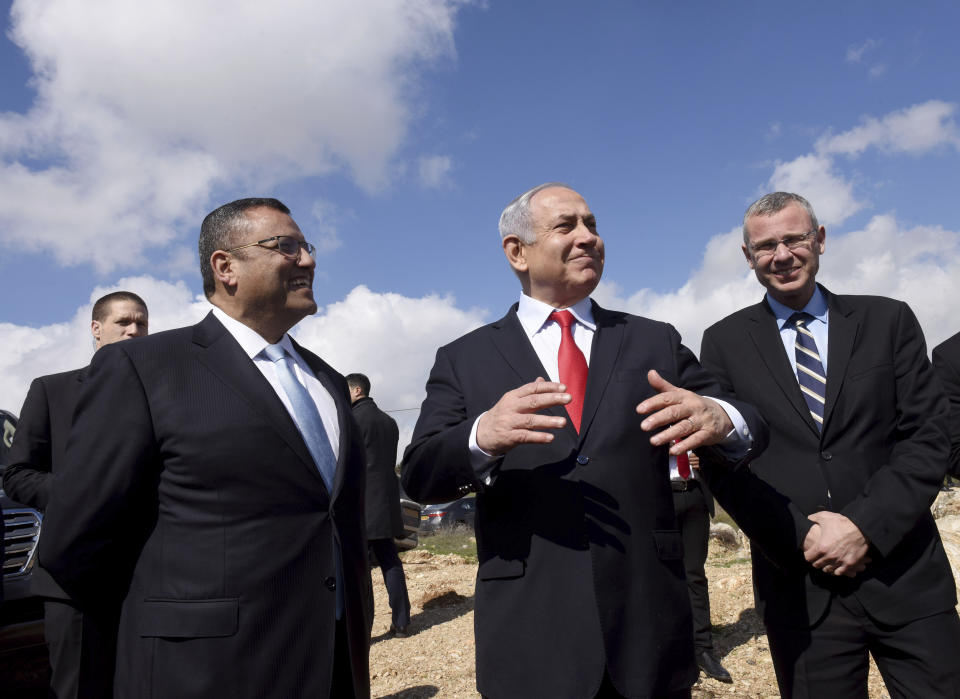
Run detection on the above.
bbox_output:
[324,577,336,591]
[576,455,590,465]
[821,451,832,461]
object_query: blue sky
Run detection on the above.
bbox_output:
[2,1,959,441]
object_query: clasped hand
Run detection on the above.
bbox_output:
[802,511,871,577]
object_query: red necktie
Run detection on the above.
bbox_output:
[675,445,691,479]
[550,310,588,432]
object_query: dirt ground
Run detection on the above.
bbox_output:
[370,490,960,699]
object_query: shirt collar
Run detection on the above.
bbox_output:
[211,306,297,359]
[766,285,829,331]
[516,293,596,339]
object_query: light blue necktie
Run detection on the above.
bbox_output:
[263,343,337,491]
[263,343,343,617]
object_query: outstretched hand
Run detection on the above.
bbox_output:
[636,369,734,454]
[476,378,570,456]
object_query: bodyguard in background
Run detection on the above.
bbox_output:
[347,372,411,636]
[671,450,730,684]
[933,331,960,480]
[4,291,148,699]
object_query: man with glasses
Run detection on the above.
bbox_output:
[5,290,148,699]
[40,198,371,698]
[698,191,959,697]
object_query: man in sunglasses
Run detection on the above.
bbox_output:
[41,198,371,698]
[699,191,959,697]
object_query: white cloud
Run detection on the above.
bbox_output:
[417,154,454,189]
[0,0,463,271]
[816,101,960,157]
[764,101,960,227]
[767,154,864,226]
[309,198,345,255]
[0,276,211,415]
[846,38,881,64]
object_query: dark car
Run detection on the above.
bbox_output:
[419,496,476,533]
[1,408,49,690]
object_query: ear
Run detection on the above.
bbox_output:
[741,244,756,270]
[210,250,238,291]
[91,320,102,343]
[815,225,826,254]
[503,235,529,275]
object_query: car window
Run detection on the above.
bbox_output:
[0,410,17,470]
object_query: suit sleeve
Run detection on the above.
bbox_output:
[39,345,160,607]
[698,328,815,571]
[840,303,950,556]
[401,346,486,504]
[3,378,55,510]
[933,342,960,479]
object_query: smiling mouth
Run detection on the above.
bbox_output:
[289,278,312,290]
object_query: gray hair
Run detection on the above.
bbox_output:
[742,192,819,245]
[498,182,572,243]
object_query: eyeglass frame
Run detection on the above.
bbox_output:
[223,235,316,260]
[747,230,818,259]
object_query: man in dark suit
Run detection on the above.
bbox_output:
[671,450,730,683]
[39,198,371,698]
[347,372,411,636]
[402,183,767,699]
[699,191,960,697]
[933,331,960,480]
[4,290,149,699]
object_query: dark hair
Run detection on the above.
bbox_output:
[91,291,148,322]
[345,373,370,397]
[199,198,291,298]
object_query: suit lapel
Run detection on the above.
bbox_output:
[822,290,858,433]
[191,313,328,493]
[747,301,821,436]
[578,303,623,440]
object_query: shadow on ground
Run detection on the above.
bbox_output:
[376,685,440,698]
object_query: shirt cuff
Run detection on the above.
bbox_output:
[708,397,752,457]
[468,412,497,483]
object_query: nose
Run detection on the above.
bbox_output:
[771,240,793,262]
[298,245,316,269]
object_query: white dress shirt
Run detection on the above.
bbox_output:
[211,306,340,459]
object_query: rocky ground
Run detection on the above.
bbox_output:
[370,489,960,699]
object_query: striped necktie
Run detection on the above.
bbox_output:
[789,312,826,431]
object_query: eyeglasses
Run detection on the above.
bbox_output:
[225,235,316,259]
[749,231,817,258]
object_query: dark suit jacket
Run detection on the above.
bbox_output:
[39,312,372,698]
[700,286,956,629]
[352,396,403,540]
[4,368,85,599]
[933,330,960,478]
[402,302,767,699]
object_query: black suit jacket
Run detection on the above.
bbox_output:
[402,302,767,699]
[39,312,372,698]
[351,396,403,539]
[933,330,960,478]
[700,286,956,629]
[4,367,85,599]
